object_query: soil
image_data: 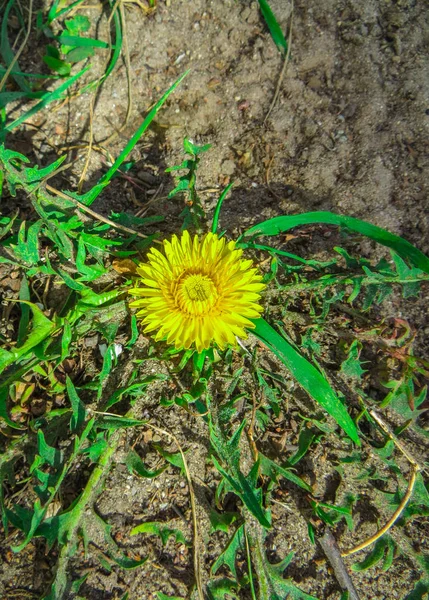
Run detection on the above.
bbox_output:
[1,0,429,599]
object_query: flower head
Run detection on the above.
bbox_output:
[129,230,265,353]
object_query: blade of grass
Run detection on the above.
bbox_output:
[0,91,46,108]
[86,70,189,206]
[0,65,90,140]
[48,0,88,23]
[251,317,360,444]
[212,182,233,234]
[79,0,123,97]
[0,0,32,92]
[0,67,59,79]
[241,211,429,274]
[258,0,288,55]
[104,1,123,82]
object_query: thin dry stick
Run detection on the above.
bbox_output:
[0,0,33,92]
[59,143,115,164]
[45,183,162,244]
[319,529,360,600]
[369,410,422,469]
[341,410,421,558]
[265,154,283,201]
[264,0,294,126]
[246,391,259,462]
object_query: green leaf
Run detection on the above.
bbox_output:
[34,429,63,469]
[10,220,43,265]
[254,542,317,600]
[80,433,108,462]
[58,32,106,47]
[0,91,46,108]
[0,147,67,190]
[125,450,166,479]
[252,318,360,444]
[403,580,429,600]
[65,15,91,35]
[340,340,367,381]
[0,301,55,372]
[130,521,189,546]
[207,578,240,600]
[110,211,163,229]
[45,44,60,59]
[42,56,71,76]
[77,287,123,308]
[288,426,317,466]
[65,46,94,63]
[183,138,211,156]
[0,386,25,430]
[391,252,424,298]
[258,0,288,55]
[60,320,72,361]
[259,453,311,492]
[66,376,86,432]
[384,378,427,438]
[152,443,186,475]
[351,537,390,572]
[212,456,271,528]
[242,211,429,274]
[209,508,238,534]
[211,524,245,578]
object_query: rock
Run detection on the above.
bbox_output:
[221,159,235,175]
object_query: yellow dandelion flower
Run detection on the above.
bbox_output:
[129,230,265,353]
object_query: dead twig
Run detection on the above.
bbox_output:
[264,0,294,126]
[319,528,360,600]
[45,183,162,244]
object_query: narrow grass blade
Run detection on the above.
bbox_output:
[212,182,233,234]
[0,0,32,92]
[88,71,189,206]
[251,317,360,444]
[79,0,122,96]
[258,0,288,55]
[0,67,59,80]
[0,91,46,108]
[48,0,90,23]
[241,211,429,274]
[104,2,123,82]
[1,66,90,140]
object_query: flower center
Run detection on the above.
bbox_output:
[182,274,214,302]
[175,273,218,315]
